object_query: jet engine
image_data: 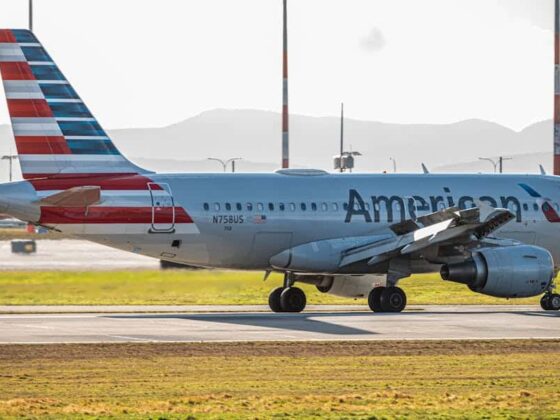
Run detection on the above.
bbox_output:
[441,245,553,298]
[297,275,384,298]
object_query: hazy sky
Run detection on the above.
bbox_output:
[0,0,555,130]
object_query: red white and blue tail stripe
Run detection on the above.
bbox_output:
[0,29,147,179]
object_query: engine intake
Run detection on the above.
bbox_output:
[441,245,554,298]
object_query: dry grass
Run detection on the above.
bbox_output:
[0,340,558,419]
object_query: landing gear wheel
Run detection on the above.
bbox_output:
[541,294,560,311]
[549,294,560,311]
[368,287,384,312]
[540,294,552,311]
[280,287,307,313]
[268,287,284,313]
[379,287,407,313]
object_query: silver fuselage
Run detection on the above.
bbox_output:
[7,172,553,273]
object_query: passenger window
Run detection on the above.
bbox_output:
[247,203,253,211]
[257,203,264,212]
[522,203,529,211]
[311,203,317,211]
[321,203,328,211]
[301,203,307,211]
[236,203,242,211]
[289,203,296,212]
[332,203,339,211]
[269,203,275,211]
[225,203,232,211]
[214,203,220,211]
[203,203,210,211]
[343,203,348,211]
[279,203,285,211]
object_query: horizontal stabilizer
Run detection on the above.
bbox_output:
[38,186,101,207]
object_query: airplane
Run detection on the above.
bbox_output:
[0,29,559,313]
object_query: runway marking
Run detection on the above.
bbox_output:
[106,335,155,342]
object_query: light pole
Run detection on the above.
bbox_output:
[1,155,18,182]
[498,156,512,173]
[208,157,243,173]
[479,157,498,173]
[479,156,511,173]
[389,157,397,173]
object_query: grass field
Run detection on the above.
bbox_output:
[0,340,558,419]
[0,228,66,241]
[0,270,545,306]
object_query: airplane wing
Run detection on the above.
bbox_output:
[339,206,515,268]
[270,205,516,274]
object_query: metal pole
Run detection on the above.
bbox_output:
[231,160,236,173]
[555,0,560,175]
[340,103,344,173]
[9,158,12,182]
[29,0,33,32]
[499,157,503,174]
[281,0,290,168]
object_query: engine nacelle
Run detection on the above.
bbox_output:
[297,275,384,298]
[441,245,554,298]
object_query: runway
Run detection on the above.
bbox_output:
[0,306,558,344]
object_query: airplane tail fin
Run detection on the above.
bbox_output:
[0,29,148,180]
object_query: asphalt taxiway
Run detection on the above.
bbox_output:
[0,305,558,344]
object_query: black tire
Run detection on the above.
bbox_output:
[541,294,552,311]
[550,294,560,311]
[280,287,306,313]
[368,287,384,312]
[380,287,407,313]
[268,287,284,313]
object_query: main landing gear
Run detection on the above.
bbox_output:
[268,273,307,313]
[368,286,407,313]
[540,293,560,311]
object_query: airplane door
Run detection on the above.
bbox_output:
[148,182,175,233]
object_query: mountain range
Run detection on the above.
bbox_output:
[0,109,553,181]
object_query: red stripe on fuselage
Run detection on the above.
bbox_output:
[16,136,71,155]
[40,206,193,224]
[27,174,160,190]
[0,62,35,80]
[0,30,16,43]
[8,99,53,118]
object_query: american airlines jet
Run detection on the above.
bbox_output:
[0,29,559,313]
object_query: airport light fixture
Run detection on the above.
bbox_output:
[1,155,18,182]
[208,157,243,173]
[479,156,512,173]
[333,103,362,173]
[389,157,397,173]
